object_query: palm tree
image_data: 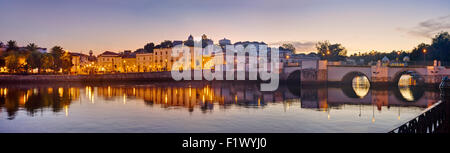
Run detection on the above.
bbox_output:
[6,40,18,51]
[26,43,39,52]
[41,53,54,73]
[51,46,65,72]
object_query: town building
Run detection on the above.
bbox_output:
[97,51,121,73]
[119,50,137,73]
[136,52,154,72]
[70,50,97,74]
[219,38,231,46]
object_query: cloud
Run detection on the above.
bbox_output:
[400,15,450,38]
[269,41,317,54]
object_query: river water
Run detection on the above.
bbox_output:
[0,79,440,133]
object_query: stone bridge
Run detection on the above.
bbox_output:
[282,60,450,85]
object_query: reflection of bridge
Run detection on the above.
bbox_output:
[0,81,440,119]
[282,60,450,85]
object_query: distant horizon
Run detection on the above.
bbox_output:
[1,0,449,55]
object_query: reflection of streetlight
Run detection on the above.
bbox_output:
[372,105,375,123]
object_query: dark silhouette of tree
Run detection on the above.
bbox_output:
[41,53,54,73]
[410,43,430,62]
[26,43,38,52]
[430,32,450,62]
[281,43,296,52]
[51,46,65,72]
[349,50,408,65]
[159,40,173,48]
[6,40,18,52]
[4,52,20,73]
[26,50,42,73]
[144,42,155,53]
[409,31,449,65]
[316,41,347,61]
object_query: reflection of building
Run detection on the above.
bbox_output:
[0,87,80,119]
[0,83,440,121]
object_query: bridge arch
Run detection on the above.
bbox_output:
[286,70,301,84]
[392,70,425,86]
[393,85,425,102]
[341,71,371,85]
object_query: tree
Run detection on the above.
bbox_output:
[51,46,65,72]
[0,42,5,67]
[430,32,450,62]
[26,50,42,73]
[410,43,430,62]
[408,31,450,65]
[6,40,18,51]
[316,41,347,61]
[144,43,155,53]
[281,43,296,52]
[5,53,19,73]
[60,51,72,73]
[159,40,173,48]
[26,43,38,52]
[41,53,54,73]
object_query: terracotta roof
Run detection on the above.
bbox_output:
[69,52,88,57]
[99,51,119,56]
[120,52,136,58]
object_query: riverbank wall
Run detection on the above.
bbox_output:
[0,71,445,88]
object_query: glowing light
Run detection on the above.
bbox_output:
[352,76,370,98]
[58,87,64,97]
[398,75,415,101]
[123,93,127,104]
[164,94,168,103]
[65,105,69,117]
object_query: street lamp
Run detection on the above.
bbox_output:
[422,48,427,66]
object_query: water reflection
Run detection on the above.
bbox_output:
[352,76,370,98]
[397,74,425,102]
[0,87,79,120]
[0,82,440,121]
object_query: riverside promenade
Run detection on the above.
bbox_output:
[0,72,175,83]
[0,71,279,83]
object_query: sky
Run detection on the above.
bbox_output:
[0,0,449,55]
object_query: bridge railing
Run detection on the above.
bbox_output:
[389,76,450,133]
[389,101,446,133]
